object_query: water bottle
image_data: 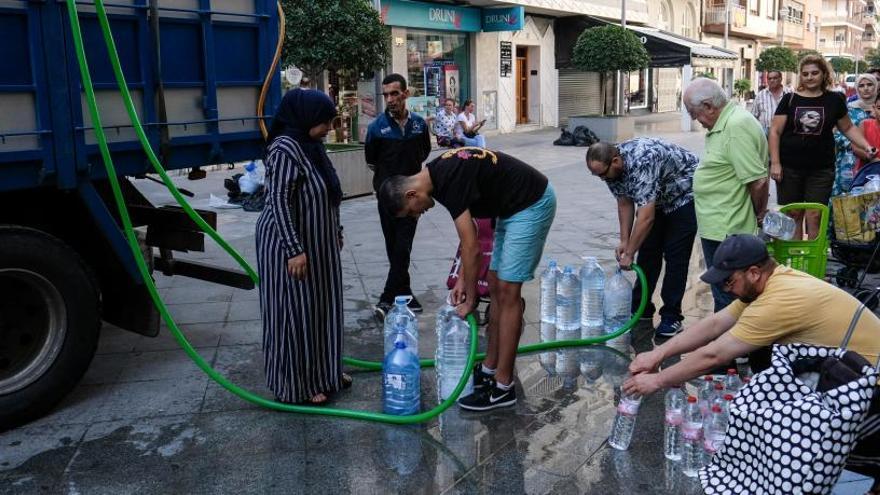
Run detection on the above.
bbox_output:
[604,269,633,352]
[238,161,261,194]
[608,391,642,450]
[697,375,715,418]
[681,395,704,477]
[556,265,580,331]
[706,382,725,428]
[724,368,743,395]
[866,175,880,193]
[580,257,605,337]
[382,340,421,415]
[436,313,473,400]
[540,260,559,323]
[762,210,796,240]
[538,322,556,373]
[704,404,729,461]
[664,386,686,461]
[384,296,417,356]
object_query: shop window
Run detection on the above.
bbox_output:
[405,30,470,117]
[626,68,649,110]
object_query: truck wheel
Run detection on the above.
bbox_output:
[0,226,101,430]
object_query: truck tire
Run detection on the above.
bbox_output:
[0,226,101,430]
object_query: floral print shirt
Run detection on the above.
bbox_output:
[605,137,698,214]
[433,109,458,138]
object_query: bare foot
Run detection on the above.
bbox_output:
[309,393,328,405]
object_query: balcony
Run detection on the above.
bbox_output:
[823,14,868,28]
[782,19,805,40]
[702,4,778,39]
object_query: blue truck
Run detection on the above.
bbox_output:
[0,0,281,428]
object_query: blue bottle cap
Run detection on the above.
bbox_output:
[394,340,406,349]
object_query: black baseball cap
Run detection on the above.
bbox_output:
[700,234,770,285]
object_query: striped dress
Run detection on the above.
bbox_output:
[255,136,343,403]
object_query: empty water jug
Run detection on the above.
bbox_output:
[556,266,581,331]
[436,313,473,400]
[580,256,605,337]
[384,296,418,356]
[604,269,633,352]
[762,210,796,240]
[540,260,559,323]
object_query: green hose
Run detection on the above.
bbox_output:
[64,0,647,424]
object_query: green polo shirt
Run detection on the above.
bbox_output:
[693,101,768,241]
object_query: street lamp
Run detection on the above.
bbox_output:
[779,7,788,47]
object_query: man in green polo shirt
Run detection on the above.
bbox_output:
[683,78,769,311]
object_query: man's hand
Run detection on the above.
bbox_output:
[618,252,634,270]
[450,279,477,318]
[286,253,307,279]
[615,242,627,262]
[623,372,663,396]
[629,349,663,375]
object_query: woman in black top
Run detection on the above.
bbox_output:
[769,54,877,239]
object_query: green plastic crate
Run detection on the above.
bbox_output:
[766,202,829,279]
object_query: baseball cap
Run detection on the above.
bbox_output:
[700,234,770,285]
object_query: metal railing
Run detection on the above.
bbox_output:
[704,4,747,27]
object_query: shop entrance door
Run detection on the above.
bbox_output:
[516,46,528,124]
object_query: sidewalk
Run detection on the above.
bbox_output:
[0,126,872,494]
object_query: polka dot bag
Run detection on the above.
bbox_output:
[700,343,878,494]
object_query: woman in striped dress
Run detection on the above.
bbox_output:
[256,89,347,404]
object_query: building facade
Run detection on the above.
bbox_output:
[819,0,878,63]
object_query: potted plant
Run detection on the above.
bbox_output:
[734,78,752,104]
[568,25,650,141]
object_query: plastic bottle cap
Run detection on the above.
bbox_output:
[711,404,721,413]
[394,295,412,305]
[724,394,734,401]
[563,266,573,274]
[687,395,697,403]
[727,369,737,375]
[394,340,406,349]
[704,375,714,381]
[549,260,557,267]
[714,383,724,390]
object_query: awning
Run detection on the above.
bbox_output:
[554,16,737,69]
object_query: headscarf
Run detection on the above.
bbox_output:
[848,74,878,112]
[266,89,342,207]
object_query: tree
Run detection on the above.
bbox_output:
[734,78,752,99]
[830,57,854,75]
[572,25,650,115]
[865,48,880,69]
[281,0,389,87]
[756,46,798,73]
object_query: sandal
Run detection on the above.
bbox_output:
[341,373,353,389]
[301,393,328,406]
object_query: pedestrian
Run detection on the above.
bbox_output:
[856,97,880,175]
[378,148,556,411]
[683,77,769,312]
[255,89,348,405]
[750,70,790,135]
[622,234,880,494]
[456,99,487,148]
[848,67,880,103]
[834,73,878,196]
[365,73,431,319]
[769,55,877,239]
[432,97,464,148]
[585,138,699,338]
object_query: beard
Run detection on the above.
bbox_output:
[738,281,760,303]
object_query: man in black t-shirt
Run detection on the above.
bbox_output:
[378,148,557,411]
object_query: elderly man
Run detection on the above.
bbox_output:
[378,148,556,411]
[751,70,790,135]
[684,77,769,312]
[623,234,880,493]
[586,138,698,338]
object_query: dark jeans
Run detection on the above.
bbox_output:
[700,237,736,312]
[378,202,418,303]
[631,201,697,322]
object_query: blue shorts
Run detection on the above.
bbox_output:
[489,184,556,283]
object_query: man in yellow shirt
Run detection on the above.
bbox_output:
[624,234,880,489]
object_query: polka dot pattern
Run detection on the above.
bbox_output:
[700,344,878,495]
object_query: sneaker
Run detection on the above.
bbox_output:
[373,301,393,321]
[407,295,423,313]
[458,380,517,411]
[654,318,683,338]
[472,363,494,391]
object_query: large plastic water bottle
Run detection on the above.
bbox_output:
[556,265,581,331]
[384,296,418,356]
[540,260,559,323]
[762,209,796,240]
[238,161,262,194]
[724,368,743,395]
[681,395,704,477]
[608,391,642,450]
[604,269,633,352]
[664,386,686,461]
[436,313,473,400]
[580,257,605,337]
[704,404,729,461]
[382,340,421,415]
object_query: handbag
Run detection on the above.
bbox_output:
[700,300,879,495]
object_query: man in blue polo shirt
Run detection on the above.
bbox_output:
[365,74,432,319]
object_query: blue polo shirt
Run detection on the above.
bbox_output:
[364,110,431,191]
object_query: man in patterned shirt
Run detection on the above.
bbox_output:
[586,137,698,338]
[750,70,790,135]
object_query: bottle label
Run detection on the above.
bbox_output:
[681,423,702,441]
[664,410,682,426]
[618,399,640,415]
[385,373,408,391]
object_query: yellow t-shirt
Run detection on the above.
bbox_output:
[727,265,880,363]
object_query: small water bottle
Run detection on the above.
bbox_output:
[697,375,715,418]
[608,391,642,450]
[724,368,743,395]
[540,260,559,323]
[436,313,473,400]
[383,339,420,415]
[580,256,605,337]
[556,265,581,331]
[664,386,686,461]
[762,210,796,240]
[604,269,633,352]
[384,296,418,356]
[704,404,729,461]
[681,395,704,477]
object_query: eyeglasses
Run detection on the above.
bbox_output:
[723,270,740,290]
[382,90,402,98]
[591,162,613,180]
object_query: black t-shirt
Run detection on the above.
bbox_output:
[427,148,548,220]
[775,91,847,170]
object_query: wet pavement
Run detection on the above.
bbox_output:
[1,117,874,494]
